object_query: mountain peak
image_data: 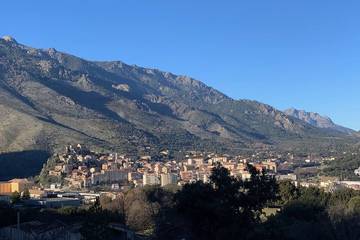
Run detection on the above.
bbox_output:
[286,108,332,121]
[0,38,356,155]
[284,108,354,134]
[2,35,17,43]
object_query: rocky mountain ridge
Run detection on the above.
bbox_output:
[284,108,355,134]
[0,36,356,156]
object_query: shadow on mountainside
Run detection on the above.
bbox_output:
[39,77,127,123]
[0,150,50,181]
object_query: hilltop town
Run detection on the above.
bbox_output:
[1,145,360,239]
[41,144,279,189]
[1,144,360,207]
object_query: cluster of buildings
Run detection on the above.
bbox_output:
[43,145,280,190]
[2,144,360,208]
[1,145,360,240]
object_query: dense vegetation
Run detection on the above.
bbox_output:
[2,164,360,239]
[152,166,360,240]
[323,149,360,180]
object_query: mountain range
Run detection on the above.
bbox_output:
[284,108,355,135]
[0,36,357,158]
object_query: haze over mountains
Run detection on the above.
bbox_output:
[0,36,357,156]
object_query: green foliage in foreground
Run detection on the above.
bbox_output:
[323,151,360,180]
[2,165,360,240]
[155,164,278,240]
[253,182,360,240]
[151,172,360,240]
[10,191,20,204]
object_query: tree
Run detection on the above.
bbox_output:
[100,194,125,218]
[171,163,278,240]
[347,196,360,213]
[328,188,359,207]
[57,206,78,216]
[244,164,278,216]
[22,188,30,200]
[298,186,329,208]
[10,191,20,204]
[265,201,334,240]
[88,197,103,214]
[326,195,360,240]
[81,198,111,240]
[278,180,299,204]
[124,186,172,234]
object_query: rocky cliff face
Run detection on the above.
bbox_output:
[284,108,354,134]
[0,36,352,155]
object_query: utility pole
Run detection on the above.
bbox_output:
[17,211,20,230]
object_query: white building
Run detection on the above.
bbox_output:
[91,170,128,185]
[143,173,160,186]
[160,173,178,186]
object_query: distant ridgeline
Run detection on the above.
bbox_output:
[0,36,358,156]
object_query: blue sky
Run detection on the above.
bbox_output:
[1,0,360,129]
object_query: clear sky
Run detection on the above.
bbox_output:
[1,0,359,130]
